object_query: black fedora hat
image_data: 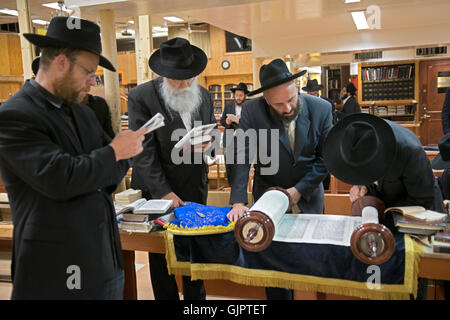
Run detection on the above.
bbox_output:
[247,59,306,96]
[148,37,207,80]
[432,134,450,169]
[302,79,323,92]
[32,56,40,75]
[23,16,115,72]
[323,113,397,185]
[230,82,249,94]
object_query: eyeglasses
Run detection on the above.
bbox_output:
[73,61,97,79]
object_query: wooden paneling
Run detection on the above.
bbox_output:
[0,33,24,103]
[203,26,253,77]
[117,52,137,84]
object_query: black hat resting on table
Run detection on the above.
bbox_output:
[231,82,249,94]
[302,79,323,92]
[323,113,397,185]
[148,37,207,80]
[432,134,450,170]
[23,16,116,72]
[247,58,306,96]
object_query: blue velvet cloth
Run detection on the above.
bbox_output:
[169,202,232,230]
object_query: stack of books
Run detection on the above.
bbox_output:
[117,199,173,233]
[119,212,173,233]
[388,206,448,236]
[114,189,142,205]
[397,105,406,115]
[431,230,450,253]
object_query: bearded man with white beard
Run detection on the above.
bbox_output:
[128,38,215,300]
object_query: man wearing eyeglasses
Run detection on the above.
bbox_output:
[0,17,146,299]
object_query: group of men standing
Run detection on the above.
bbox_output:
[0,16,445,300]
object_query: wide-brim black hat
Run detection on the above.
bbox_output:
[230,82,249,94]
[302,79,323,92]
[323,113,397,185]
[148,37,207,80]
[23,16,115,72]
[432,133,450,170]
[248,58,306,96]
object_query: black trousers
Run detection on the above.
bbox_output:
[148,252,205,300]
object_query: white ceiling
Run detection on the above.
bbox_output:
[1,0,449,59]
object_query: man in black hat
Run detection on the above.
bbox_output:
[33,56,115,139]
[323,113,443,212]
[220,82,249,187]
[0,16,146,299]
[336,82,361,121]
[227,58,333,299]
[128,37,216,300]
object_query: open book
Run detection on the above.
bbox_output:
[141,112,165,135]
[115,198,173,216]
[385,206,448,223]
[174,123,217,149]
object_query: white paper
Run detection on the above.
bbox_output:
[140,113,165,135]
[174,123,217,149]
[273,214,362,246]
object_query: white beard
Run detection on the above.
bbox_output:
[160,77,202,115]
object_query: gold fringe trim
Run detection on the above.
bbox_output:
[165,232,422,300]
[165,221,235,236]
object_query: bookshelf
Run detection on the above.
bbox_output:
[358,60,420,135]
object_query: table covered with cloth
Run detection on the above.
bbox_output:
[164,203,423,300]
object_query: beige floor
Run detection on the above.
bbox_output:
[0,251,236,300]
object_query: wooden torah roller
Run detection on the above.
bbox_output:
[234,187,292,252]
[350,196,395,265]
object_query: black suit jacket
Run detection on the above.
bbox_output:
[441,87,450,134]
[336,96,361,121]
[229,94,333,213]
[220,101,240,147]
[86,94,115,139]
[128,77,216,204]
[0,80,129,299]
[366,121,443,212]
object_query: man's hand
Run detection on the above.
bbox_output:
[162,192,185,209]
[349,185,368,203]
[226,117,233,125]
[286,187,301,207]
[109,127,146,161]
[227,203,249,222]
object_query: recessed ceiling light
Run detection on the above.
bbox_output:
[32,19,50,25]
[0,8,18,16]
[163,16,184,23]
[351,11,369,30]
[153,32,168,38]
[153,26,168,32]
[345,0,361,3]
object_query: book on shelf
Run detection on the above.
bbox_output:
[385,206,448,223]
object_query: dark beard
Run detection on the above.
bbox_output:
[53,66,84,105]
[268,98,301,125]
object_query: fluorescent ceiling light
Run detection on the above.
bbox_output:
[65,0,127,6]
[345,0,360,3]
[351,11,369,30]
[0,8,18,16]
[32,19,50,25]
[127,20,134,24]
[163,16,184,23]
[42,3,72,13]
[152,32,168,38]
[153,26,168,32]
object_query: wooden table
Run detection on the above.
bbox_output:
[1,225,449,299]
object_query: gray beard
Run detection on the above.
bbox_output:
[160,77,202,117]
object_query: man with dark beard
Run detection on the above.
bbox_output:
[128,37,215,300]
[0,17,146,299]
[227,59,333,300]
